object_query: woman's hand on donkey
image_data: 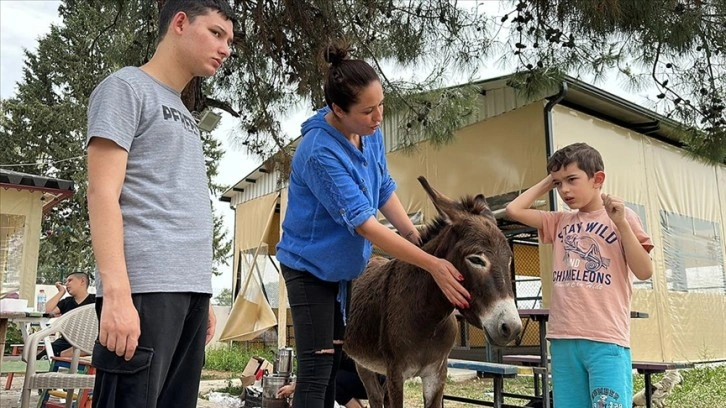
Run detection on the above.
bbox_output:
[426,257,471,309]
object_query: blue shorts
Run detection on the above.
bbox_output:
[550,339,632,408]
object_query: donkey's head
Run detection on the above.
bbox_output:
[418,176,522,346]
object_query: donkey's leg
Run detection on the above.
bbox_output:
[357,364,386,408]
[384,370,405,408]
[421,363,447,408]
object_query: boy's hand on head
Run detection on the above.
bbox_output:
[541,174,557,194]
[542,174,555,191]
[602,193,626,225]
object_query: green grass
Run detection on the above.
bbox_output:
[202,345,277,399]
[203,344,275,373]
[208,379,245,397]
[203,346,726,406]
[3,323,23,355]
[400,365,726,407]
[0,359,51,374]
[663,365,726,407]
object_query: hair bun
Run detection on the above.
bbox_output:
[323,43,350,66]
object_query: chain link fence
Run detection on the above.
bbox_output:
[453,241,543,359]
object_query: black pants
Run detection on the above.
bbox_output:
[336,352,385,405]
[36,337,71,360]
[91,293,209,408]
[335,369,368,405]
[282,264,345,408]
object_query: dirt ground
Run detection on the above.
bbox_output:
[0,372,241,408]
[1,367,477,407]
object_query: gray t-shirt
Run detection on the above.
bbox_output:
[86,66,213,296]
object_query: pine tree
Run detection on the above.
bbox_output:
[217,0,726,163]
[2,0,725,280]
[0,0,231,282]
[500,0,726,163]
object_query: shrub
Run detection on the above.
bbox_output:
[3,323,22,354]
[204,343,275,373]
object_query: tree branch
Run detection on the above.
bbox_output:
[89,1,123,55]
[339,0,417,114]
[204,97,241,117]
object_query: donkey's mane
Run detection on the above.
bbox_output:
[419,195,491,245]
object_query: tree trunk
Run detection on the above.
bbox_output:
[181,77,205,114]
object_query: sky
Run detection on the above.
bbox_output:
[1,1,658,297]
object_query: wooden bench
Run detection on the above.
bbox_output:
[444,359,519,408]
[501,356,694,408]
[4,343,45,390]
[631,361,694,408]
[502,354,548,401]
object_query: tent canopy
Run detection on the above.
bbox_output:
[1,169,74,301]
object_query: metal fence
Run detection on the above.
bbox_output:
[452,241,543,360]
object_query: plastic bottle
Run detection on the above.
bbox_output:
[37,289,47,312]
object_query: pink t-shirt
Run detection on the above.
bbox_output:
[539,207,653,347]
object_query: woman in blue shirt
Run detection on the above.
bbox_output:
[276,43,470,408]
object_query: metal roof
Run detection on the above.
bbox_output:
[0,169,75,213]
[220,73,691,205]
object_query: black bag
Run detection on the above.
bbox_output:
[243,386,263,407]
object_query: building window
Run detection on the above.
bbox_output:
[626,202,653,290]
[660,211,725,293]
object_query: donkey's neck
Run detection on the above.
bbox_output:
[406,221,464,319]
[396,260,457,322]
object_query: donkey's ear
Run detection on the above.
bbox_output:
[474,194,496,222]
[418,176,460,224]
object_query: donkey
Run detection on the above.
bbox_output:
[344,176,522,408]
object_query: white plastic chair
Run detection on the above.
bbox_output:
[20,303,98,408]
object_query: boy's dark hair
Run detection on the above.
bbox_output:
[158,0,236,41]
[546,142,604,178]
[66,272,91,288]
[322,42,380,112]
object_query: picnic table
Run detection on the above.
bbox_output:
[510,309,676,408]
[0,311,51,371]
[446,309,677,407]
[516,308,552,408]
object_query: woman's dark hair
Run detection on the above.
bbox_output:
[322,43,380,112]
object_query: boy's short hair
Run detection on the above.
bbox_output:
[157,0,236,41]
[547,142,604,178]
[66,272,90,288]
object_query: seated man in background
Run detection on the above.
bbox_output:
[37,272,96,359]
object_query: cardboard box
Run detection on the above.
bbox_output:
[239,356,273,387]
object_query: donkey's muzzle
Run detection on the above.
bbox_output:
[481,298,522,346]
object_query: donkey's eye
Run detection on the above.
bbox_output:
[466,255,489,268]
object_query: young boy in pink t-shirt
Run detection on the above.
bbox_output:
[506,142,654,408]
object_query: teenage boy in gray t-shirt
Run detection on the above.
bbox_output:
[86,1,235,406]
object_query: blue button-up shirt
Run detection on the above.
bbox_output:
[276,107,396,282]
